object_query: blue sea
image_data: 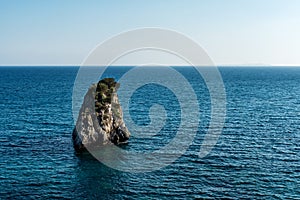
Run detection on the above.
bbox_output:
[0,66,299,199]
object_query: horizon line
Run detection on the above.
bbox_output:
[1,64,300,67]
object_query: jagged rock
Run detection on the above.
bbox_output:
[72,78,130,152]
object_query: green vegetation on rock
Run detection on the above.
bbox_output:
[73,77,130,153]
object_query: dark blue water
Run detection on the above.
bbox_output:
[0,66,299,199]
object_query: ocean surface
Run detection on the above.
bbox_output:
[0,66,299,199]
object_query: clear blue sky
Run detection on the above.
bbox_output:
[1,0,300,66]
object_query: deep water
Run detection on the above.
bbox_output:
[0,66,299,199]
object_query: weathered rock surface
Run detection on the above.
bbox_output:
[72,78,130,152]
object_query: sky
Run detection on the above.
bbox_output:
[0,0,300,66]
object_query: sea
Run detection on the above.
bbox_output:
[0,66,299,199]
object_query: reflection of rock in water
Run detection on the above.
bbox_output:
[72,78,130,152]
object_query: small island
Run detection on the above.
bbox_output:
[72,78,130,152]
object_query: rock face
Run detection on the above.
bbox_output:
[72,78,130,152]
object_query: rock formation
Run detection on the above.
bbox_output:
[72,78,130,152]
